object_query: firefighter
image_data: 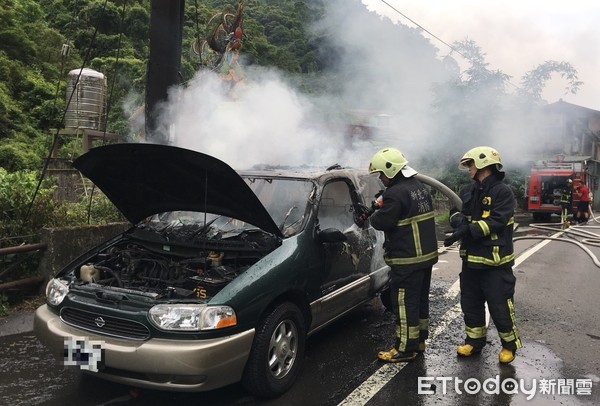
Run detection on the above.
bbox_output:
[560,179,573,224]
[444,146,522,364]
[367,147,438,362]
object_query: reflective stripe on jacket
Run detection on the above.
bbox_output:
[370,176,438,271]
[559,188,571,204]
[458,174,515,269]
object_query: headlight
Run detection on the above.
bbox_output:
[46,278,69,306]
[148,304,237,331]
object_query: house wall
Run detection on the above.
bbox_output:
[586,161,600,211]
[537,102,600,212]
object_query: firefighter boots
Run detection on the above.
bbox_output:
[499,348,516,364]
[457,343,482,357]
[377,348,417,362]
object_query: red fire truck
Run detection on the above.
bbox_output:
[527,160,586,221]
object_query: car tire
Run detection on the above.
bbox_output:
[242,302,306,398]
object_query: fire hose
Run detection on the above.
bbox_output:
[414,173,600,268]
[414,173,463,211]
[513,214,600,268]
[377,174,600,268]
[412,175,599,335]
[359,173,462,225]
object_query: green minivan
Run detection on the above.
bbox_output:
[34,143,389,398]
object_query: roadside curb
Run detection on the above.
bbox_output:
[0,311,34,337]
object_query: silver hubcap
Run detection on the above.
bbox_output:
[268,319,298,379]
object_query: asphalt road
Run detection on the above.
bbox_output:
[1,215,599,405]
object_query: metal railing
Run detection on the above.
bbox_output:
[0,243,47,292]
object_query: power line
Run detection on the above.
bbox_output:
[22,0,111,233]
[376,0,521,90]
[377,0,469,61]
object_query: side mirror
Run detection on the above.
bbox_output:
[317,228,347,243]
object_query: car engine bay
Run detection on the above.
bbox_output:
[67,223,281,301]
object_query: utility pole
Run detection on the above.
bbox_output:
[145,0,184,143]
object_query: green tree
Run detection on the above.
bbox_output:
[430,40,510,163]
[519,61,583,104]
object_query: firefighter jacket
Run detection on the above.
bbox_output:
[458,174,515,269]
[559,188,571,205]
[370,176,438,271]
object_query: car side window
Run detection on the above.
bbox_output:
[357,173,385,203]
[318,180,355,231]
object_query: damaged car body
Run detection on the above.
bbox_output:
[34,143,388,398]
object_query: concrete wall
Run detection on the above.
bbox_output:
[46,158,89,202]
[38,222,130,279]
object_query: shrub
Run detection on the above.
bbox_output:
[0,168,125,284]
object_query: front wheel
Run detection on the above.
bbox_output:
[242,302,306,398]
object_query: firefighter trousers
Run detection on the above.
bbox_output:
[459,265,522,351]
[389,266,432,353]
[560,203,570,223]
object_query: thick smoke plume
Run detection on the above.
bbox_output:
[157,0,544,173]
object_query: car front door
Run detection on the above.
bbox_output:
[312,179,375,327]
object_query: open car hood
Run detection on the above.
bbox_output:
[73,143,283,237]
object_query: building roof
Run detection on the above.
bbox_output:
[543,100,600,117]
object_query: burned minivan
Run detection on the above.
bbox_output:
[34,143,389,398]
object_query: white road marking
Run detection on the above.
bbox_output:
[443,279,460,299]
[338,222,561,405]
[338,244,463,406]
[338,301,464,406]
[336,363,407,406]
[513,229,564,267]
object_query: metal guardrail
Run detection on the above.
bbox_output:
[0,243,47,256]
[0,243,47,292]
[0,276,45,291]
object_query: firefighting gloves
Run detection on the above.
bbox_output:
[444,207,469,246]
[369,196,383,213]
[449,207,468,229]
[368,190,384,215]
[443,224,470,247]
[357,193,384,226]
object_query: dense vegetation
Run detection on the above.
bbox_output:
[0,0,333,168]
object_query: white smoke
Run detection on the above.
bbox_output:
[167,68,346,169]
[154,0,453,171]
[157,0,548,173]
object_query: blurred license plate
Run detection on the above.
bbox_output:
[63,337,104,372]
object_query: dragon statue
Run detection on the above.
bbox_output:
[191,0,245,83]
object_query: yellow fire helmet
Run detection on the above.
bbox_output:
[459,146,503,172]
[368,147,417,179]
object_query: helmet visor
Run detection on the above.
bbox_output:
[459,158,474,170]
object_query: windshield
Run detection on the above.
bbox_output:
[245,177,314,236]
[144,177,315,238]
